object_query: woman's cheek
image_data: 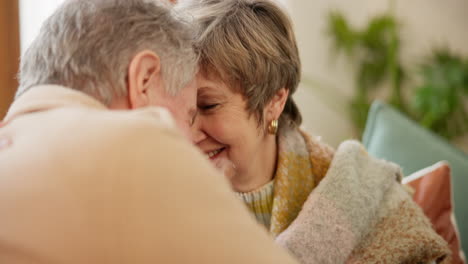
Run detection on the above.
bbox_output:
[210,116,234,141]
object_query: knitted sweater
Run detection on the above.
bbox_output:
[236,181,275,228]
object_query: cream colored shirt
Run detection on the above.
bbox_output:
[0,85,298,264]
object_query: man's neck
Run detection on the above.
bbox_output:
[108,97,131,110]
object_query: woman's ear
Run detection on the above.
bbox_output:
[127,50,161,109]
[265,88,289,122]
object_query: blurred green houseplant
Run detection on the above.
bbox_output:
[413,49,468,139]
[326,11,468,140]
[327,11,405,132]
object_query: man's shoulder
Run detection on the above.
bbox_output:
[1,105,195,180]
[64,106,185,151]
[83,106,180,138]
[55,105,180,137]
[5,105,185,159]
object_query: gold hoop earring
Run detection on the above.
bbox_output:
[268,119,278,134]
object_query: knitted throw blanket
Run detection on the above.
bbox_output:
[274,130,451,263]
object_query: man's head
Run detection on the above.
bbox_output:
[17,0,198,137]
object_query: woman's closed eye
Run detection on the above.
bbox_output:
[198,103,219,111]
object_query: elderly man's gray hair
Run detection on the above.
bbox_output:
[17,0,198,105]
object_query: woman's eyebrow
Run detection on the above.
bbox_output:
[197,87,227,100]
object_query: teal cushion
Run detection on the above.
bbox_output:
[363,101,468,254]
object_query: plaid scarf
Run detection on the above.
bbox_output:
[270,127,334,236]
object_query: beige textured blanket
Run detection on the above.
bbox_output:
[276,140,451,264]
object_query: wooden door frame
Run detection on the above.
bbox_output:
[0,0,20,119]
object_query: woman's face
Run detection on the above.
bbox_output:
[191,73,287,192]
[192,74,269,189]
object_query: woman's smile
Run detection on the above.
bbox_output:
[206,147,227,160]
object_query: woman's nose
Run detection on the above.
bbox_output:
[190,116,207,144]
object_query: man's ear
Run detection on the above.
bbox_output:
[265,88,289,122]
[127,50,161,109]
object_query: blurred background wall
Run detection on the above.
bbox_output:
[288,0,468,151]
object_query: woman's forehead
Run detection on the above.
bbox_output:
[196,74,238,94]
[197,84,229,99]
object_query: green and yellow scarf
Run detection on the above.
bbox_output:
[237,127,334,236]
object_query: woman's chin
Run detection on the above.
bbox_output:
[211,155,236,181]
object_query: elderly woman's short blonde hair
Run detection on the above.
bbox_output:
[179,0,302,127]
